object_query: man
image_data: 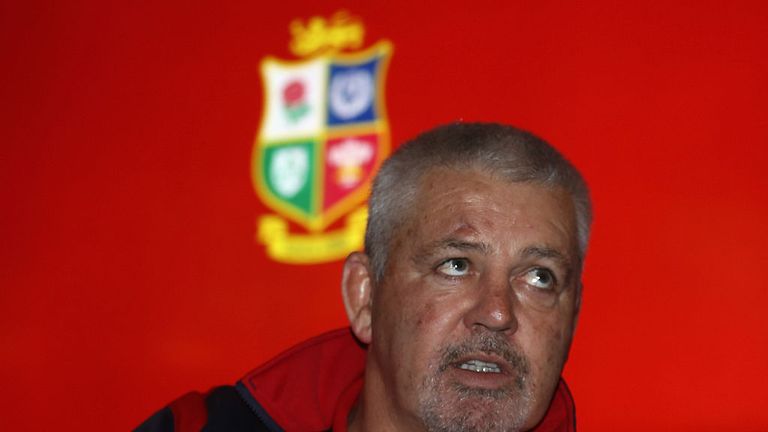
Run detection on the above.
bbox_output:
[137,123,591,432]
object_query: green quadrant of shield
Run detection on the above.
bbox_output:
[261,141,317,218]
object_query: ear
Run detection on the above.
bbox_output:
[341,252,374,344]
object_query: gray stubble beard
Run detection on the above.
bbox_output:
[418,334,534,432]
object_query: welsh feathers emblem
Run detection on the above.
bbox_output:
[252,12,392,263]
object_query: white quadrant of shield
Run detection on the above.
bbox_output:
[260,58,326,140]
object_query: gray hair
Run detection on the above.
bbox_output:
[364,122,592,282]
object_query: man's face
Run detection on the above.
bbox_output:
[368,168,581,432]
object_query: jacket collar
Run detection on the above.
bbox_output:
[238,328,575,431]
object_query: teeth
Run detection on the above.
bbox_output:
[459,359,501,373]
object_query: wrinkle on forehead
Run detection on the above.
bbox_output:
[397,167,578,263]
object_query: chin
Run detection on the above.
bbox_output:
[418,374,534,432]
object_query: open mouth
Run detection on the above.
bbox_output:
[458,359,502,373]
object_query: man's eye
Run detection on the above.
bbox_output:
[523,268,556,290]
[436,258,470,277]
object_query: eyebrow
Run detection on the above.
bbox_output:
[520,245,568,263]
[412,237,492,266]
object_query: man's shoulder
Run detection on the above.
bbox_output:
[134,386,270,432]
[135,329,366,432]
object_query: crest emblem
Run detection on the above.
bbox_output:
[253,12,392,263]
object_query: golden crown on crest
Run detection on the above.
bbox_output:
[289,10,365,57]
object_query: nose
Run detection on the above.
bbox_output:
[463,272,518,334]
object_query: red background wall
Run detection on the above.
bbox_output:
[2,1,767,430]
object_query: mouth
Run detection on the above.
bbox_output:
[436,335,530,392]
[458,359,502,373]
[447,355,515,391]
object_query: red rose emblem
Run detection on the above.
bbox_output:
[283,80,305,107]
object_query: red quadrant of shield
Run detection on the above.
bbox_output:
[323,134,380,212]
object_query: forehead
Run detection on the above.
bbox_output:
[396,168,578,256]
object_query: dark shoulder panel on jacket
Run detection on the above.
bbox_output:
[202,386,270,432]
[135,386,269,432]
[135,406,174,432]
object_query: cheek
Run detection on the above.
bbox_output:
[381,297,448,394]
[400,294,462,366]
[375,284,439,350]
[521,311,573,374]
[543,327,568,371]
[414,301,435,329]
[533,297,577,358]
[411,293,470,339]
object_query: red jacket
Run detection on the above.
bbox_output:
[137,328,576,431]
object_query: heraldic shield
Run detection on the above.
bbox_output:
[253,42,392,263]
